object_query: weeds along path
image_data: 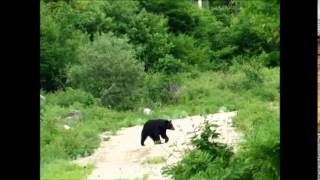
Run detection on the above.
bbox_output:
[74,111,243,180]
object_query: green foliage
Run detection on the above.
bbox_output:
[144,73,183,105]
[229,1,279,56]
[209,2,279,69]
[139,0,195,34]
[67,33,146,110]
[70,0,114,40]
[190,122,233,159]
[161,67,279,180]
[131,10,172,70]
[210,5,233,26]
[163,121,234,179]
[40,1,279,179]
[163,100,279,180]
[40,1,88,91]
[170,34,211,70]
[102,0,140,35]
[101,0,173,71]
[221,110,280,180]
[41,0,279,91]
[41,160,94,180]
[41,68,279,180]
[156,55,188,74]
[222,20,262,56]
[45,88,96,107]
[260,51,280,67]
[222,60,264,90]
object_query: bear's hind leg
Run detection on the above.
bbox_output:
[160,132,169,143]
[150,133,161,144]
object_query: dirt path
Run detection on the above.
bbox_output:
[74,111,243,180]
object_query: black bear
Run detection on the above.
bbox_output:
[141,119,175,146]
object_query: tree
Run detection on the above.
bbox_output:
[40,1,87,91]
[67,33,146,110]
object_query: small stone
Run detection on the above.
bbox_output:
[64,110,81,120]
[218,106,227,113]
[143,108,152,115]
[63,124,71,130]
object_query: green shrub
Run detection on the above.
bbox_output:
[129,9,173,71]
[260,51,280,67]
[156,55,188,74]
[252,86,277,101]
[163,121,234,179]
[170,34,211,70]
[101,0,173,71]
[241,62,263,85]
[140,0,198,34]
[67,33,146,110]
[223,113,280,180]
[40,1,88,91]
[59,129,99,159]
[145,73,183,105]
[210,6,233,26]
[45,88,96,107]
[41,160,94,180]
[225,60,263,90]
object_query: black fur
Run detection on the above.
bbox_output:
[141,119,175,146]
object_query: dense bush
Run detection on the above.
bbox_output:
[40,1,88,91]
[139,0,196,34]
[145,73,183,105]
[210,5,233,26]
[170,34,211,70]
[69,1,114,40]
[45,88,96,107]
[41,0,279,90]
[99,0,173,71]
[67,33,146,110]
[156,55,188,74]
[130,10,172,71]
[163,121,234,179]
[260,51,280,67]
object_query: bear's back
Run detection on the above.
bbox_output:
[143,119,166,130]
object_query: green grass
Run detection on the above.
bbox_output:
[41,67,279,180]
[141,156,167,165]
[40,160,94,180]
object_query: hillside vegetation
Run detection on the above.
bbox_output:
[40,0,279,179]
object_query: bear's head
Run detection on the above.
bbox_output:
[165,120,175,130]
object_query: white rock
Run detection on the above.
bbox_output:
[40,95,46,100]
[143,108,152,115]
[63,125,71,130]
[64,111,81,120]
[218,106,227,113]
